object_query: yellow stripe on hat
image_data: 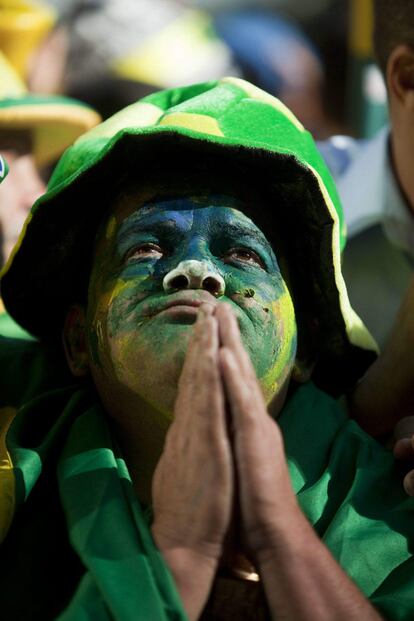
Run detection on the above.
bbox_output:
[307,162,378,353]
[221,76,305,132]
[81,102,163,141]
[159,112,223,136]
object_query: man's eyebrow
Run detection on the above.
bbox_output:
[218,220,272,250]
[117,216,180,242]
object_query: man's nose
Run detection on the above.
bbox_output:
[163,260,225,297]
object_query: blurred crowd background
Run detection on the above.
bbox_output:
[0,0,385,141]
[0,0,390,312]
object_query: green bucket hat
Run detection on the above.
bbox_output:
[0,77,377,395]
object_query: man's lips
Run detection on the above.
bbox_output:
[145,290,218,318]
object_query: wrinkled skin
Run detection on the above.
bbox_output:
[63,186,382,621]
[86,190,298,425]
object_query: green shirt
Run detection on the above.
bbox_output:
[0,338,413,620]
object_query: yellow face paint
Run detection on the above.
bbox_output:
[85,189,298,425]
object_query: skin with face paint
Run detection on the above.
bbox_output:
[64,183,383,621]
[86,188,298,427]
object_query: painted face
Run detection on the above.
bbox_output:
[86,189,297,423]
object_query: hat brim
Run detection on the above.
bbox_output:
[1,129,377,395]
[0,96,101,166]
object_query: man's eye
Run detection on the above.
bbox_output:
[125,243,163,262]
[223,247,265,268]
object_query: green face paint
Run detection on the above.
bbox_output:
[86,188,298,422]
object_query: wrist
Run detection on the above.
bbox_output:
[251,502,310,569]
[156,544,219,621]
[152,521,224,564]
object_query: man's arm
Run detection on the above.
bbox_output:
[153,303,384,620]
[152,304,233,620]
[349,276,414,437]
[255,511,382,621]
[217,303,383,621]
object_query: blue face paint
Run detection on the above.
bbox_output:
[87,191,297,419]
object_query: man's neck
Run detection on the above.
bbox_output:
[109,400,170,506]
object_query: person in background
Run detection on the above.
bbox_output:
[319,0,414,349]
[0,5,101,339]
[0,51,100,264]
[347,272,414,498]
[0,0,100,270]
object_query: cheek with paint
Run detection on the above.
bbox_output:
[226,270,297,403]
[86,228,191,414]
[87,211,161,367]
[87,214,151,372]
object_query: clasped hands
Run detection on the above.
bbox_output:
[151,303,299,605]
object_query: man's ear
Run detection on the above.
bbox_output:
[62,305,90,377]
[292,315,318,384]
[387,44,414,108]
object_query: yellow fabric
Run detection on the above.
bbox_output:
[349,0,373,58]
[83,102,163,141]
[159,112,224,137]
[112,10,227,88]
[307,163,378,353]
[0,0,56,79]
[0,49,26,97]
[0,406,17,543]
[0,104,102,166]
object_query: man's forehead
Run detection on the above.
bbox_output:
[96,174,278,256]
[109,192,268,241]
[119,193,251,221]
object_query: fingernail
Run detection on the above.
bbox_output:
[404,472,414,496]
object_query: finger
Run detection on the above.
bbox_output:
[178,311,226,430]
[179,304,212,382]
[219,347,266,428]
[195,315,226,420]
[217,303,254,377]
[175,307,215,423]
[393,438,414,460]
[403,470,414,496]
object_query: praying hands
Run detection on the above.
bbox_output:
[151,304,382,621]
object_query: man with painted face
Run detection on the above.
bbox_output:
[1,78,414,621]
